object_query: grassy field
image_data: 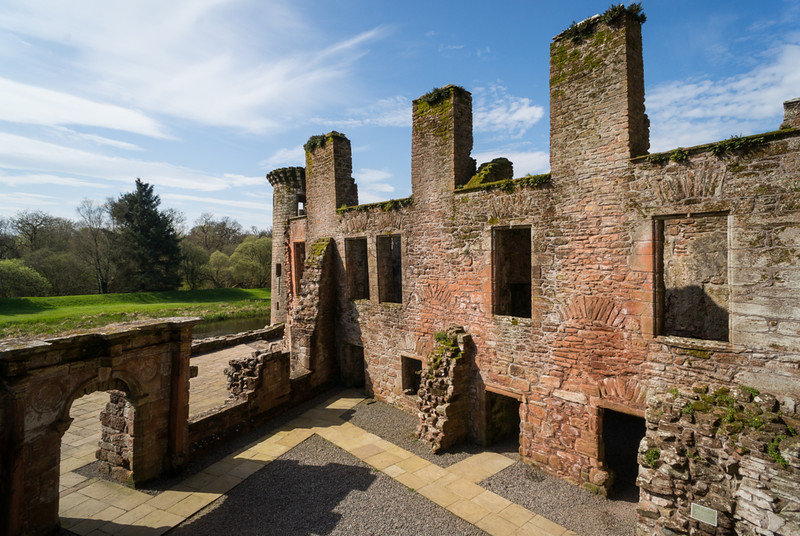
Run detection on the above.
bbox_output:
[0,288,270,339]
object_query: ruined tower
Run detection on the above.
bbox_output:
[266,166,305,324]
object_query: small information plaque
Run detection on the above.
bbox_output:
[690,503,718,527]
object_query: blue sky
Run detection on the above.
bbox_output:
[1,1,799,231]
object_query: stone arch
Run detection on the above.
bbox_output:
[0,318,197,535]
[558,294,624,326]
[598,376,647,412]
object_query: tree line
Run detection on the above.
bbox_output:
[0,179,272,298]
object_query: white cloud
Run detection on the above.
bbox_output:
[0,192,61,215]
[647,42,800,151]
[0,133,233,191]
[473,85,545,139]
[0,78,168,138]
[259,146,305,170]
[0,172,106,189]
[161,193,270,212]
[0,1,387,133]
[315,96,412,129]
[472,150,550,176]
[353,168,396,203]
[48,127,145,151]
[354,168,392,183]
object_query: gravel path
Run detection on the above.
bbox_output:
[62,389,637,536]
[481,463,636,536]
[344,398,518,468]
[170,434,488,535]
[347,396,637,536]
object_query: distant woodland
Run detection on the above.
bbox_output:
[0,179,272,298]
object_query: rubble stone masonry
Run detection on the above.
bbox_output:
[270,7,800,533]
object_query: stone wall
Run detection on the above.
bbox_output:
[0,318,197,535]
[191,323,284,355]
[637,385,800,535]
[97,390,134,483]
[415,326,471,452]
[269,3,800,518]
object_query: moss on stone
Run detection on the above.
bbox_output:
[304,238,331,267]
[304,131,348,153]
[337,197,413,215]
[455,173,551,195]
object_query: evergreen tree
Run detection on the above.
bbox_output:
[108,179,182,291]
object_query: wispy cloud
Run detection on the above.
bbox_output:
[161,193,270,212]
[0,133,232,191]
[472,149,549,176]
[353,168,396,203]
[473,85,544,139]
[0,78,168,138]
[0,1,387,133]
[259,146,305,170]
[647,42,800,151]
[314,96,412,129]
[0,192,62,215]
[0,172,106,189]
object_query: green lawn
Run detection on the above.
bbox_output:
[0,288,270,339]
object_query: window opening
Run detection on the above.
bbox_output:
[346,238,369,300]
[656,214,729,341]
[377,234,402,303]
[292,241,305,296]
[402,356,422,395]
[493,227,532,317]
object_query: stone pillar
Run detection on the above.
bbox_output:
[781,97,800,129]
[415,326,471,452]
[97,391,134,482]
[303,132,357,241]
[411,85,475,202]
[549,9,649,179]
[267,167,306,324]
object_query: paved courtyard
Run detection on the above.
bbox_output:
[58,347,579,536]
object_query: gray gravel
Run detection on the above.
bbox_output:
[344,398,518,467]
[61,388,636,536]
[169,434,488,535]
[481,463,636,536]
[347,397,636,536]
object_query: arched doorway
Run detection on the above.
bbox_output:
[0,318,196,535]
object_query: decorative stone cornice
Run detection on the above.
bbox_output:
[266,166,305,188]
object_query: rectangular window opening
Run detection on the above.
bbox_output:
[377,234,402,303]
[346,238,369,300]
[656,213,729,342]
[292,241,305,296]
[402,355,422,395]
[493,227,532,317]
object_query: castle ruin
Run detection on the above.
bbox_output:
[1,7,799,536]
[268,8,800,535]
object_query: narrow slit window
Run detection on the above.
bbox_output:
[292,241,305,296]
[493,227,532,317]
[377,234,402,303]
[346,238,369,300]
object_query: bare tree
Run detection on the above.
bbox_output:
[76,199,117,294]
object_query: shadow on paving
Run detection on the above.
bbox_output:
[169,435,487,536]
[171,458,375,535]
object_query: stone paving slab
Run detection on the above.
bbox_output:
[60,389,576,536]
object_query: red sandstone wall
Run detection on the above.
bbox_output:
[275,10,800,497]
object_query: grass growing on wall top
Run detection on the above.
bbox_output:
[0,288,270,339]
